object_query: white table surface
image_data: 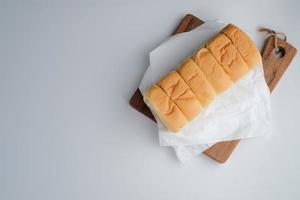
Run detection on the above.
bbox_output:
[1,0,300,199]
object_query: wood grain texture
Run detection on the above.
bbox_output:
[262,36,297,92]
[129,89,156,122]
[203,140,240,163]
[173,14,204,34]
[129,14,297,163]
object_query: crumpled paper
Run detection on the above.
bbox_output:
[139,20,271,162]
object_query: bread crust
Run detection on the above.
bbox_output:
[177,58,216,107]
[206,33,249,81]
[158,71,202,121]
[192,48,233,93]
[221,24,261,68]
[143,85,188,132]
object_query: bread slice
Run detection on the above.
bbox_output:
[143,85,188,132]
[177,58,216,107]
[158,71,202,121]
[192,48,233,93]
[221,24,261,68]
[206,33,249,81]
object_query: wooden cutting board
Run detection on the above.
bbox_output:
[129,14,297,163]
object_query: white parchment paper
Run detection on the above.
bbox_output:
[139,20,271,162]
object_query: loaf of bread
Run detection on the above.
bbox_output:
[143,23,261,133]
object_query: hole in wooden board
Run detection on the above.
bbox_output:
[273,46,285,59]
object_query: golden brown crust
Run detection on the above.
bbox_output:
[192,48,233,93]
[206,33,249,81]
[177,59,216,107]
[221,24,261,68]
[143,23,261,133]
[143,85,188,132]
[158,71,202,121]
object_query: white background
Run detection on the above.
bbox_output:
[1,0,300,200]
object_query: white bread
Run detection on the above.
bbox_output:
[177,58,216,107]
[143,24,261,133]
[206,33,249,81]
[192,48,233,93]
[221,24,261,68]
[143,84,188,132]
[158,71,202,121]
